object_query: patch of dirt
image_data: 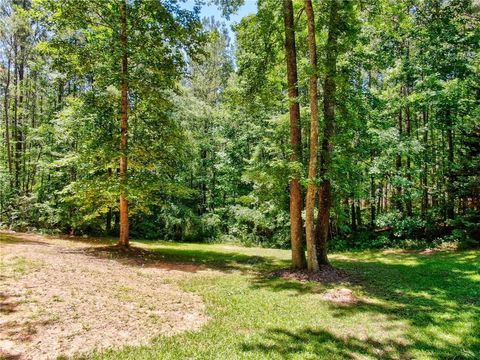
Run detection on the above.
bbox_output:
[320,288,358,304]
[419,248,438,255]
[0,232,208,360]
[272,265,349,284]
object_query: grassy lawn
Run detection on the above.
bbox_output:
[83,240,480,360]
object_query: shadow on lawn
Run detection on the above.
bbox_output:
[246,251,480,359]
[89,240,478,357]
[0,233,49,246]
[84,244,278,274]
[3,232,478,357]
[242,327,412,359]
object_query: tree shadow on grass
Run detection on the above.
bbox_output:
[241,327,412,359]
[248,251,480,359]
[240,325,476,359]
[0,232,282,274]
[83,244,280,274]
[0,233,49,246]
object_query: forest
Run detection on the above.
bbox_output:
[1,0,479,259]
[0,0,479,359]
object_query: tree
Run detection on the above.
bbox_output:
[304,0,320,271]
[119,0,128,246]
[33,0,204,242]
[283,0,306,269]
[315,0,340,266]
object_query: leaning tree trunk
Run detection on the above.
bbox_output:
[118,0,129,247]
[304,0,320,272]
[283,0,306,269]
[316,0,339,266]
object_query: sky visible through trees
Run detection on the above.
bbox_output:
[0,0,478,267]
[0,2,479,359]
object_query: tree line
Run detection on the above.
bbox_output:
[0,0,479,269]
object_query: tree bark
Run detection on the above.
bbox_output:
[316,0,339,266]
[370,174,376,228]
[118,0,129,247]
[395,109,403,213]
[421,108,429,218]
[304,0,319,272]
[283,0,306,269]
[405,90,413,216]
[351,199,356,231]
[446,109,455,219]
[3,56,13,181]
[356,200,362,228]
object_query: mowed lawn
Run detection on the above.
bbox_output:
[88,240,479,360]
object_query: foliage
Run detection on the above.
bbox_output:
[0,0,479,250]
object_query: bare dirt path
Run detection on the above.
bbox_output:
[0,232,208,360]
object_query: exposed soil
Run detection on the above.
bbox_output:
[272,265,349,284]
[320,288,358,304]
[0,232,208,360]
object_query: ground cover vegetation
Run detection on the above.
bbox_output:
[0,1,479,262]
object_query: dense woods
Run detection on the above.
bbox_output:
[1,2,479,359]
[0,0,479,265]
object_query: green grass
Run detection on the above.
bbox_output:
[0,254,43,278]
[79,241,479,360]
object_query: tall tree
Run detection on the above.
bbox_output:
[118,0,129,247]
[304,0,320,271]
[283,0,306,269]
[316,0,340,265]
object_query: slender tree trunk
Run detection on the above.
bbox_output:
[446,109,455,219]
[13,39,20,191]
[106,168,113,234]
[4,56,13,181]
[316,0,339,266]
[351,199,356,231]
[118,0,129,247]
[405,91,413,216]
[283,0,306,269]
[356,200,362,228]
[431,127,438,208]
[370,174,375,228]
[304,0,319,272]
[421,108,429,218]
[395,109,403,213]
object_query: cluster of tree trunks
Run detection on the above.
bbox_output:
[283,0,339,270]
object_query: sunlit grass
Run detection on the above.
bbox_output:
[77,240,479,360]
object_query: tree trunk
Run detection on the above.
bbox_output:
[405,90,413,216]
[351,199,356,231]
[446,109,455,219]
[13,39,20,191]
[370,174,376,228]
[356,200,362,228]
[304,0,319,272]
[421,108,429,218]
[283,0,306,269]
[395,109,403,213]
[316,0,339,266]
[106,168,113,234]
[4,56,13,181]
[118,0,129,247]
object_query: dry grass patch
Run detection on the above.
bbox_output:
[0,232,208,360]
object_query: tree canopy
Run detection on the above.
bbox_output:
[0,0,479,265]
